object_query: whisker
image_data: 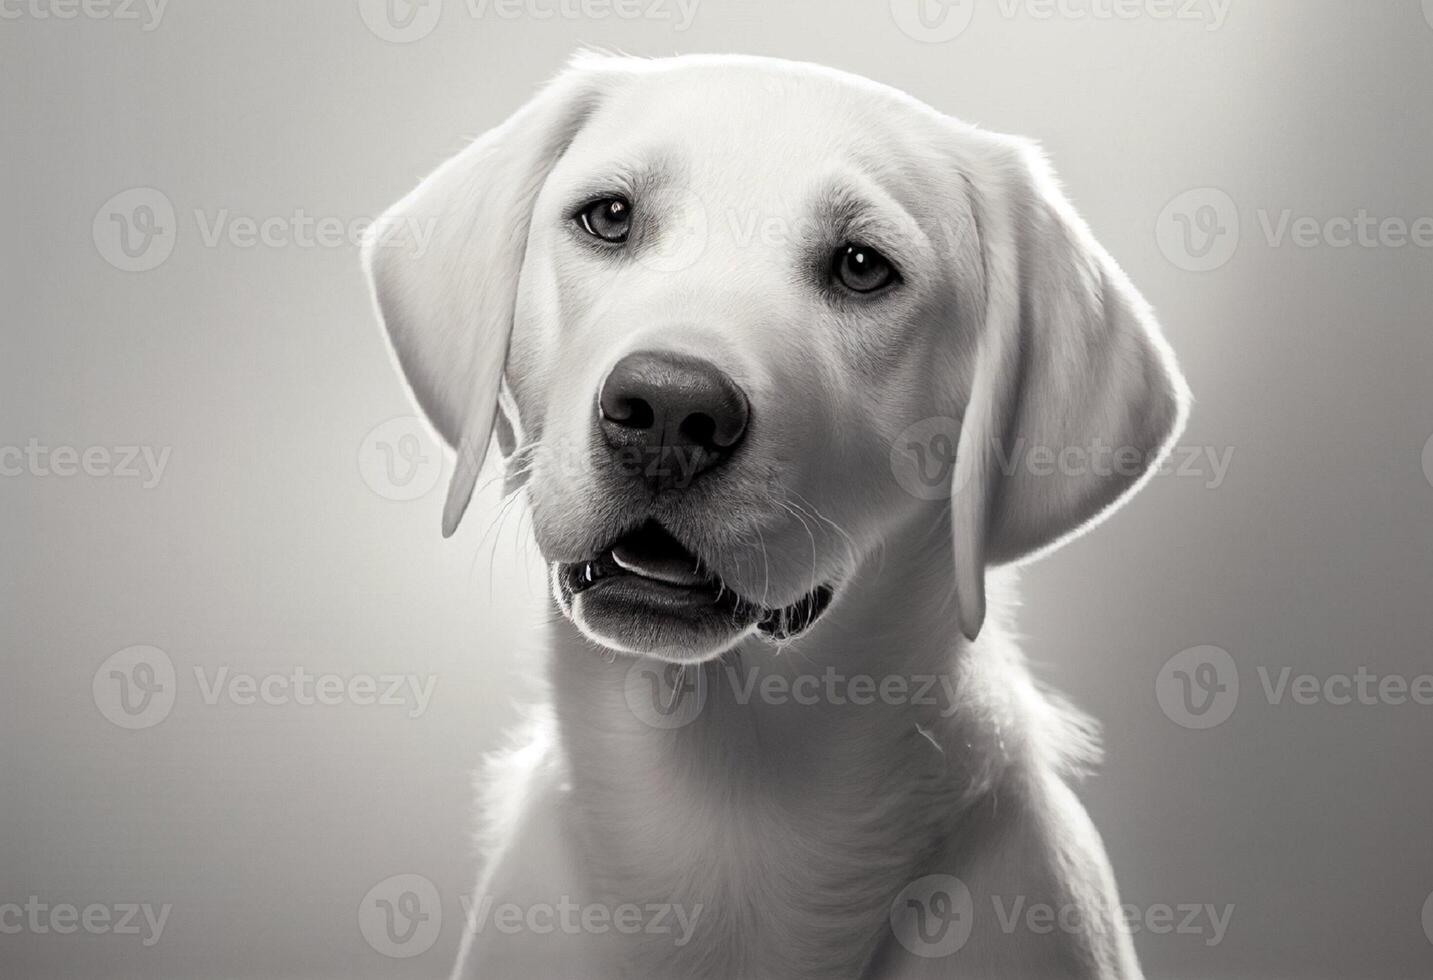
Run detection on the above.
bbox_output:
[788,489,862,575]
[753,522,772,609]
[777,499,819,594]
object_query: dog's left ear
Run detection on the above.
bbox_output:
[362,63,611,537]
[950,134,1190,640]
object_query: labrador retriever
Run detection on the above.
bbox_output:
[363,52,1188,980]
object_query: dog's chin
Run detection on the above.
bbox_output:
[550,521,836,664]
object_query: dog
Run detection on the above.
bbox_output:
[362,52,1188,980]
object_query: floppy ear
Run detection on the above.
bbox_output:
[362,66,609,537]
[951,135,1190,640]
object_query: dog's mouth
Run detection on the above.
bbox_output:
[555,521,835,653]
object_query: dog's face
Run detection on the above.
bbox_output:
[365,54,1187,663]
[509,66,975,659]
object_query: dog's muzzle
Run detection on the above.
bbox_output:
[550,350,835,656]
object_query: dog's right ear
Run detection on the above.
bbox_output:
[362,63,612,537]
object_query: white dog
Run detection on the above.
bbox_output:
[363,52,1188,980]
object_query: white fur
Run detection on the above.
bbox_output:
[363,52,1188,980]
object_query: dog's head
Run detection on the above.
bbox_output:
[364,53,1188,662]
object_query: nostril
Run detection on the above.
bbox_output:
[605,396,655,430]
[679,412,717,447]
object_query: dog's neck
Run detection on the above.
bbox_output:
[548,515,1029,979]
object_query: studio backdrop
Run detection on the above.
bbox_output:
[5,1,1432,978]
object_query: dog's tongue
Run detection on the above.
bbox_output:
[610,524,709,587]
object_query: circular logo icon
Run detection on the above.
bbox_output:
[1421,434,1433,490]
[1421,890,1433,945]
[890,417,968,501]
[93,645,177,730]
[623,658,707,730]
[1156,187,1239,273]
[636,186,709,275]
[1156,645,1239,730]
[358,873,442,958]
[890,0,975,42]
[358,416,444,501]
[93,188,177,273]
[358,0,442,42]
[889,874,974,958]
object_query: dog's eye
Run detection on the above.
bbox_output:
[832,243,898,293]
[576,197,632,244]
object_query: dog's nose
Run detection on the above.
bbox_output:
[598,351,750,489]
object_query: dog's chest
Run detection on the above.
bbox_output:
[571,773,918,978]
[557,687,972,977]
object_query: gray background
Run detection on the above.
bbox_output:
[5,0,1433,977]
